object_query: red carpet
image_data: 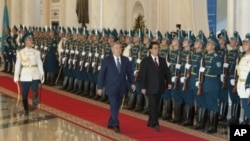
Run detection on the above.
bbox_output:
[0,75,206,141]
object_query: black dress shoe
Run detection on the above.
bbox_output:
[114,126,120,133]
[107,125,113,129]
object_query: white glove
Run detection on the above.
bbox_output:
[136,59,141,64]
[134,70,139,76]
[167,62,171,67]
[176,64,181,69]
[230,79,235,86]
[128,57,132,61]
[195,81,200,87]
[199,67,205,72]
[223,63,229,68]
[40,74,45,84]
[14,77,19,83]
[85,62,89,67]
[82,51,86,56]
[88,53,92,57]
[246,88,250,96]
[92,62,96,67]
[171,76,177,83]
[101,55,104,59]
[180,77,186,83]
[185,64,191,69]
[95,53,99,57]
[220,74,225,82]
[98,66,101,70]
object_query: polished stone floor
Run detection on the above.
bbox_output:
[0,94,113,141]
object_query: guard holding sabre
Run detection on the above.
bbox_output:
[14,32,45,116]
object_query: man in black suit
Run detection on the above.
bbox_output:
[97,42,136,133]
[140,41,171,131]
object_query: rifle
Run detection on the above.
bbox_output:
[182,52,191,91]
[79,51,86,71]
[93,46,99,74]
[73,44,79,70]
[135,49,142,81]
[197,55,205,96]
[68,45,74,69]
[165,51,170,67]
[173,52,181,90]
[87,51,92,73]
[232,55,241,93]
[222,51,229,89]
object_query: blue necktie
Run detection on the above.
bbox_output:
[117,58,121,73]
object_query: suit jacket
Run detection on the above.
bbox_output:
[97,55,135,95]
[140,56,171,94]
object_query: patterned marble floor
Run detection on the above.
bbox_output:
[0,94,115,141]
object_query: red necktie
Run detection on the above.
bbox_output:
[154,57,159,70]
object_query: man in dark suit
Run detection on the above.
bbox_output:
[140,41,171,131]
[97,42,136,133]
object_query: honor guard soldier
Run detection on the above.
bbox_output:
[82,29,92,96]
[131,29,144,112]
[227,31,242,125]
[170,29,185,124]
[65,27,78,92]
[217,29,230,124]
[140,29,152,114]
[60,27,71,90]
[12,25,19,65]
[87,29,101,98]
[71,28,82,93]
[192,31,208,130]
[75,27,88,95]
[200,32,223,133]
[160,31,173,120]
[13,32,45,116]
[181,30,195,126]
[237,33,250,125]
[122,29,136,109]
[44,27,59,85]
[2,26,14,73]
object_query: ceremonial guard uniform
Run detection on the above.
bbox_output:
[227,31,242,125]
[217,30,230,124]
[181,31,195,126]
[237,33,250,125]
[160,31,173,120]
[13,32,44,116]
[200,33,222,133]
[170,30,185,124]
[191,31,208,130]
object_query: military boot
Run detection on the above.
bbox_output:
[182,105,194,126]
[218,102,228,124]
[171,102,183,124]
[71,79,79,93]
[193,108,207,130]
[60,76,68,90]
[127,91,137,110]
[82,81,90,96]
[162,99,173,121]
[134,94,144,112]
[88,82,96,98]
[22,100,29,116]
[76,80,84,95]
[207,111,218,134]
[66,77,74,91]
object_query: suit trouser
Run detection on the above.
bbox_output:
[147,93,161,126]
[108,90,124,127]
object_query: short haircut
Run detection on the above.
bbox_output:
[149,41,159,49]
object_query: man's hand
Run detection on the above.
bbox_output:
[167,84,172,90]
[131,84,136,92]
[97,89,103,96]
[141,89,146,95]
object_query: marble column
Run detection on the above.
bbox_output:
[103,0,125,29]
[227,0,235,36]
[235,0,250,37]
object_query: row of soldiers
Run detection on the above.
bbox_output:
[2,24,250,134]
